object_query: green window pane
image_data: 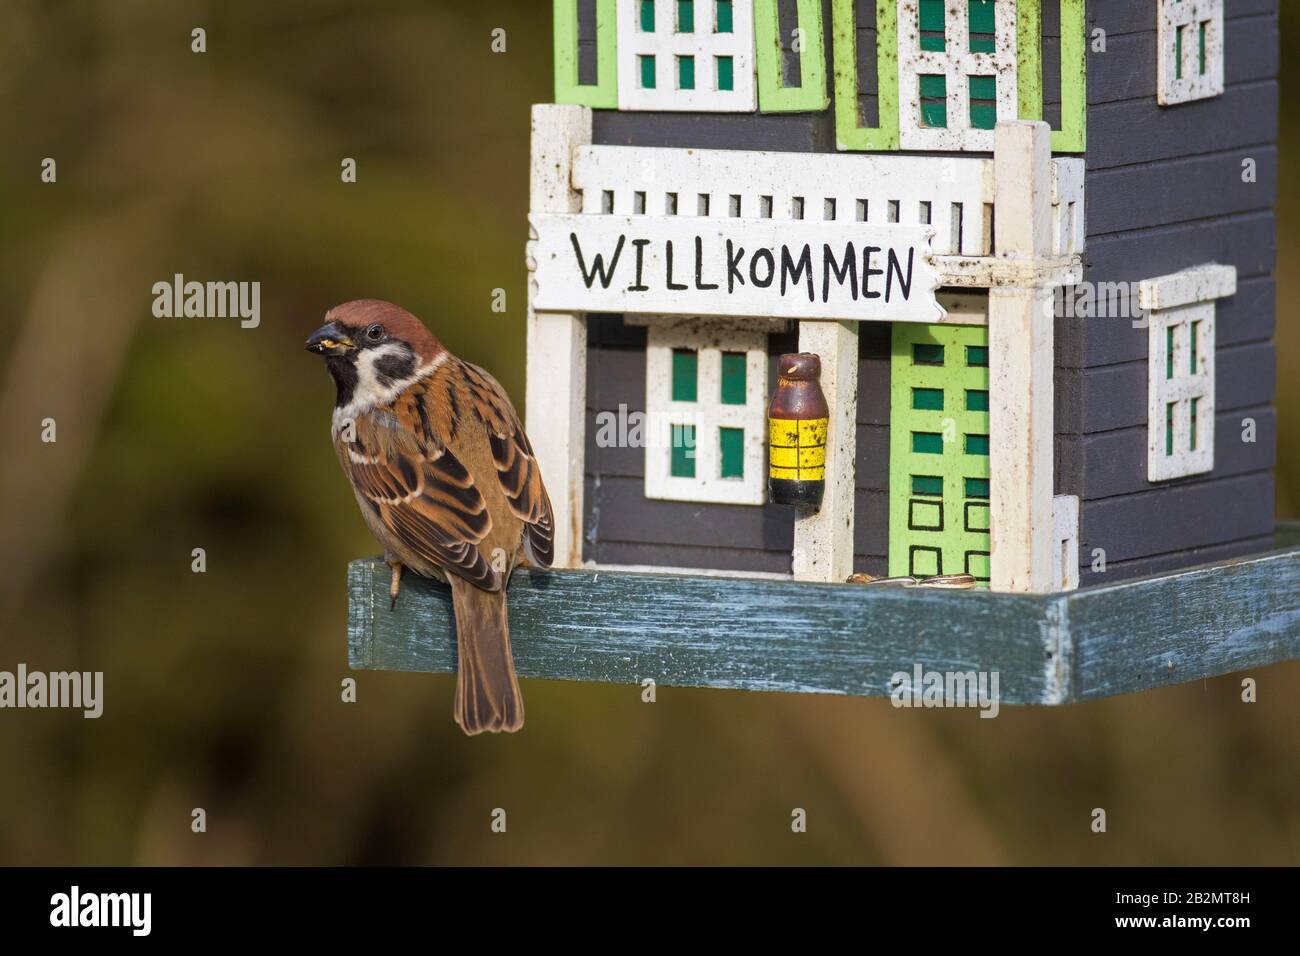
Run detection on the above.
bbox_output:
[1190,397,1199,451]
[1175,26,1184,80]
[640,0,656,32]
[1190,321,1200,373]
[671,348,697,401]
[919,74,947,128]
[671,424,696,477]
[720,351,746,404]
[965,551,991,581]
[965,434,990,456]
[913,343,945,365]
[1166,326,1175,379]
[919,0,946,51]
[911,547,942,577]
[912,387,944,411]
[678,55,696,90]
[965,477,990,499]
[969,75,996,129]
[1199,21,1207,75]
[912,475,944,497]
[716,0,733,33]
[716,55,734,91]
[1166,403,1175,456]
[966,389,989,412]
[678,0,695,32]
[640,54,657,89]
[966,345,989,367]
[719,427,744,478]
[912,432,945,455]
[968,0,996,52]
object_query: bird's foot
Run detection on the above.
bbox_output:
[387,560,403,611]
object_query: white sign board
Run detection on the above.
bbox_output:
[530,214,946,324]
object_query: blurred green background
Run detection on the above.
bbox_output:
[0,0,1296,865]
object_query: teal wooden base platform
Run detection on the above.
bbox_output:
[347,526,1300,705]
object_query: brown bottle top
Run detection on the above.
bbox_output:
[769,352,828,420]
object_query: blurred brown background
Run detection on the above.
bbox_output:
[0,0,1295,865]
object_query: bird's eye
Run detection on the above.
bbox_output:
[365,324,384,342]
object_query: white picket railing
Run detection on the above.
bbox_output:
[568,144,1085,262]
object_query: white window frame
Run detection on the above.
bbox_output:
[895,0,1019,152]
[642,317,769,505]
[1140,263,1236,482]
[616,0,758,112]
[1157,0,1224,106]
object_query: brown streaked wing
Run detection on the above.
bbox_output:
[345,410,500,589]
[460,362,555,568]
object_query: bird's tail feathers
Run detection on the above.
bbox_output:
[449,577,524,735]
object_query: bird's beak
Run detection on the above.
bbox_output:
[305,321,355,355]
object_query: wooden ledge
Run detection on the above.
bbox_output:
[348,526,1300,705]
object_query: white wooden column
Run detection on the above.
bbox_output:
[989,121,1055,593]
[792,320,858,583]
[526,105,591,568]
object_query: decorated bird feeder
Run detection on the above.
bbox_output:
[349,0,1300,707]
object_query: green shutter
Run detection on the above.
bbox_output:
[671,424,697,477]
[913,343,945,365]
[1017,0,1087,153]
[640,54,657,89]
[678,55,696,89]
[919,0,945,51]
[912,387,945,411]
[716,0,734,32]
[720,351,747,404]
[969,75,997,130]
[678,0,695,32]
[912,432,945,455]
[912,475,945,497]
[968,0,995,52]
[719,427,744,478]
[919,74,947,128]
[755,0,829,112]
[832,0,900,151]
[716,55,734,91]
[672,349,697,401]
[553,0,618,108]
[889,324,991,582]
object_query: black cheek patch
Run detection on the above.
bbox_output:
[374,351,417,388]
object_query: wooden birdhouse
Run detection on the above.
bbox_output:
[351,1,1297,705]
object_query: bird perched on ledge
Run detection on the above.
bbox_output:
[306,300,553,734]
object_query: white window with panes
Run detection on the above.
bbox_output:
[1157,0,1224,105]
[1141,264,1236,482]
[898,0,1018,151]
[616,0,756,112]
[643,319,768,505]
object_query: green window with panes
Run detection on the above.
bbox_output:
[888,323,992,582]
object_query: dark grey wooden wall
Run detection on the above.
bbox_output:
[583,316,799,573]
[1067,0,1279,584]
